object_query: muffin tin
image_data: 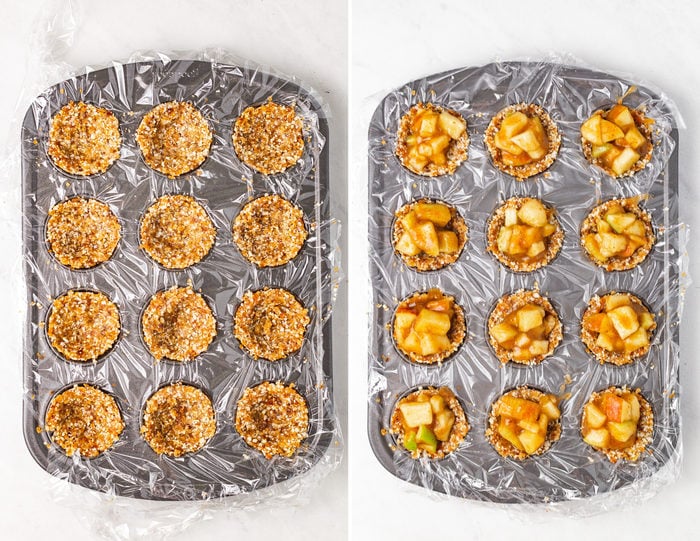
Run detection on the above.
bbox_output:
[367,61,683,503]
[22,59,337,500]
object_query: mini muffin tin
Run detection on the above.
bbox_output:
[22,59,337,500]
[367,62,683,503]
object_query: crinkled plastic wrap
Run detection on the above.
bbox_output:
[367,61,686,507]
[21,52,342,503]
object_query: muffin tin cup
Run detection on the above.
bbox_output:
[367,61,683,504]
[22,59,338,500]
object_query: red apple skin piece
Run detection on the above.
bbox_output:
[603,394,625,423]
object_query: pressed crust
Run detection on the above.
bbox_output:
[235,381,309,459]
[581,108,654,178]
[395,102,469,177]
[47,290,120,361]
[232,98,304,174]
[487,289,562,365]
[47,101,121,176]
[392,198,468,271]
[233,288,310,361]
[484,103,560,180]
[580,197,655,271]
[140,194,216,269]
[232,194,307,267]
[46,196,121,269]
[136,101,212,178]
[390,386,469,459]
[581,386,653,463]
[141,287,216,362]
[486,197,564,272]
[486,386,562,460]
[141,383,216,457]
[393,290,467,364]
[581,292,656,365]
[45,384,124,458]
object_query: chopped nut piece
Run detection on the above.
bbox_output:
[486,386,562,460]
[232,98,304,174]
[136,101,212,178]
[390,386,468,459]
[232,194,307,267]
[484,103,560,179]
[47,101,121,176]
[141,287,216,361]
[45,384,123,458]
[140,194,216,269]
[46,197,121,269]
[235,381,309,459]
[47,290,120,361]
[141,383,216,457]
[233,288,309,361]
[395,103,469,176]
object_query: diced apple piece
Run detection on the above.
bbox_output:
[403,430,417,452]
[608,306,640,339]
[608,421,637,443]
[581,115,604,145]
[395,232,421,256]
[529,340,550,357]
[583,234,606,262]
[419,332,451,356]
[432,152,447,166]
[527,241,546,258]
[433,410,455,442]
[510,128,542,153]
[584,428,610,449]
[624,219,646,237]
[518,429,546,455]
[606,212,637,233]
[597,232,628,258]
[401,210,419,230]
[438,110,466,139]
[429,394,445,414]
[416,424,438,453]
[538,413,549,432]
[624,327,650,353]
[495,130,524,155]
[514,333,531,348]
[417,143,433,156]
[437,231,459,254]
[517,199,548,227]
[418,113,439,137]
[497,227,512,253]
[603,394,632,423]
[394,311,417,330]
[429,135,451,155]
[591,144,612,158]
[585,403,607,429]
[413,202,452,227]
[516,304,545,333]
[611,147,641,176]
[526,146,547,160]
[626,394,641,423]
[500,112,529,138]
[624,126,646,150]
[543,314,557,334]
[605,294,631,311]
[596,333,615,352]
[501,150,533,166]
[600,119,625,142]
[414,309,451,335]
[499,395,541,422]
[426,298,453,313]
[412,221,439,256]
[401,331,422,353]
[504,208,518,227]
[517,418,542,434]
[541,223,556,237]
[490,322,518,344]
[596,218,612,233]
[639,312,655,330]
[607,105,635,130]
[497,419,525,451]
[540,398,561,420]
[529,116,548,147]
[399,401,433,428]
[583,312,607,333]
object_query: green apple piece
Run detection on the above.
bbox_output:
[403,430,417,452]
[606,212,637,233]
[611,147,641,176]
[399,401,433,428]
[416,424,438,453]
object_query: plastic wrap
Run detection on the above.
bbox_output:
[20,51,342,505]
[367,61,686,507]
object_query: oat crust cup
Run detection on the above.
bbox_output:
[136,101,212,178]
[486,197,563,272]
[232,98,304,175]
[484,103,560,180]
[395,102,469,177]
[235,381,309,459]
[45,384,124,458]
[233,288,310,361]
[390,386,469,459]
[47,101,121,176]
[487,289,562,365]
[46,196,121,269]
[486,386,562,460]
[141,383,216,457]
[47,290,120,362]
[232,194,307,267]
[581,386,653,463]
[139,194,216,269]
[392,198,468,272]
[580,196,655,271]
[141,286,216,362]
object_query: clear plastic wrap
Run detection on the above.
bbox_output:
[367,60,686,508]
[20,50,342,506]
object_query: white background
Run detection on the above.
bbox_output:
[0,1,347,539]
[349,0,699,540]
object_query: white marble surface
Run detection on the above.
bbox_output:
[0,1,347,539]
[349,0,699,539]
